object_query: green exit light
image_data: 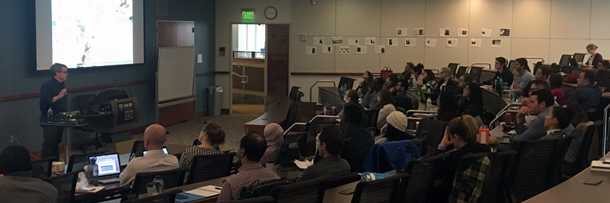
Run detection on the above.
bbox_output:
[241,9,255,22]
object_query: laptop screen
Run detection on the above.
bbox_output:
[89,154,121,177]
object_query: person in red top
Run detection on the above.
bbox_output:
[549,73,566,105]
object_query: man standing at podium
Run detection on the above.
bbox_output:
[39,63,69,159]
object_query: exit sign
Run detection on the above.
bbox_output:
[241,9,255,22]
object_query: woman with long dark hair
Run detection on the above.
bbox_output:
[376,90,396,129]
[458,83,483,118]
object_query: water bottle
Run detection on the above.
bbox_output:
[479,125,490,145]
[494,77,504,96]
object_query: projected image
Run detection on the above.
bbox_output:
[52,0,135,68]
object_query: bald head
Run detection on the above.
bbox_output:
[144,124,167,150]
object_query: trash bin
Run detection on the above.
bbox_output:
[208,86,224,116]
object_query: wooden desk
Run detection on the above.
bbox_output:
[525,155,610,203]
[74,182,128,203]
[244,97,290,135]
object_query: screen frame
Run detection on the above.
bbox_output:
[88,153,121,177]
[32,0,148,73]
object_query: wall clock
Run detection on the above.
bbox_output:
[264,6,278,20]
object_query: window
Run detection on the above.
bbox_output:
[236,24,266,59]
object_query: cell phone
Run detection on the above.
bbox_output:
[583,177,603,186]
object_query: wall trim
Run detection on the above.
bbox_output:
[0,80,149,103]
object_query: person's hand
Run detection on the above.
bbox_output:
[53,88,68,102]
[438,129,452,150]
[58,88,68,98]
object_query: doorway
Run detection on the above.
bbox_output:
[231,24,267,114]
[157,20,196,126]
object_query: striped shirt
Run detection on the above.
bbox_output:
[179,146,222,170]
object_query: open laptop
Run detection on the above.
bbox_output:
[89,153,121,184]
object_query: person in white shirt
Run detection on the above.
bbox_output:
[0,145,58,203]
[119,124,179,186]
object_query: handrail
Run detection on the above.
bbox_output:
[524,57,545,64]
[231,71,249,84]
[309,80,337,103]
[602,105,610,156]
[489,102,521,128]
[282,122,307,137]
[308,115,340,125]
[232,51,266,59]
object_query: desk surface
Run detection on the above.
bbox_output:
[525,155,610,203]
[74,164,303,203]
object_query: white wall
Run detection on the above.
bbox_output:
[216,0,610,108]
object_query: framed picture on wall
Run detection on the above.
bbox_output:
[306,46,318,55]
[491,39,502,48]
[396,27,408,37]
[440,28,451,37]
[365,37,377,46]
[404,38,416,47]
[481,28,492,38]
[425,38,437,48]
[322,46,333,54]
[458,28,469,37]
[415,28,425,36]
[499,28,511,37]
[446,38,458,48]
[471,38,482,48]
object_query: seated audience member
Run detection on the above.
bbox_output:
[120,124,179,186]
[511,90,555,141]
[534,65,551,81]
[375,111,410,144]
[461,115,483,144]
[563,112,593,165]
[402,62,416,86]
[511,58,535,99]
[218,132,279,202]
[437,69,461,121]
[458,83,483,118]
[362,78,385,109]
[596,62,610,92]
[568,70,601,114]
[549,73,566,105]
[357,72,373,100]
[543,106,575,139]
[260,123,284,165]
[522,79,550,97]
[484,57,513,86]
[376,91,397,128]
[180,122,225,170]
[344,89,361,106]
[389,81,414,112]
[341,103,373,172]
[585,43,604,69]
[0,145,58,203]
[430,117,491,203]
[301,127,351,180]
[419,69,439,104]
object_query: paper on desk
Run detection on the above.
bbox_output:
[76,185,105,193]
[185,185,222,198]
[294,160,314,170]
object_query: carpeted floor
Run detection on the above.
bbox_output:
[114,113,259,154]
